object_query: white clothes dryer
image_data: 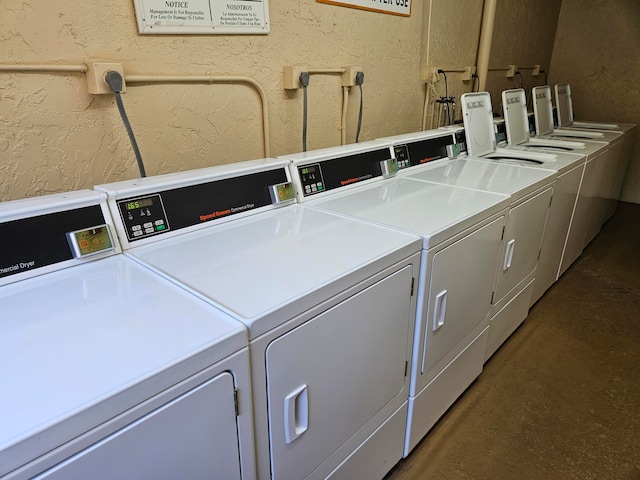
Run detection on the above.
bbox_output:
[380,96,557,362]
[0,191,255,480]
[282,143,511,456]
[97,159,423,480]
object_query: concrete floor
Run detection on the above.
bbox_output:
[385,202,640,480]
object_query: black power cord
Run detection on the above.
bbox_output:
[437,69,450,125]
[104,70,147,178]
[355,71,364,143]
[299,71,310,152]
[541,69,548,85]
[472,73,480,92]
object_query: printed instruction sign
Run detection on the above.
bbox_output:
[317,0,411,17]
[134,0,270,34]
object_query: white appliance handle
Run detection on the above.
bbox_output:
[433,290,448,331]
[284,384,309,444]
[504,239,516,270]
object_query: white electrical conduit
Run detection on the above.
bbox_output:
[0,65,271,158]
[306,68,350,146]
[341,86,350,145]
[0,64,87,73]
[124,75,271,158]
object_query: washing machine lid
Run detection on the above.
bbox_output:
[502,89,530,146]
[404,158,556,198]
[128,204,421,338]
[461,92,497,157]
[0,254,246,478]
[554,84,631,134]
[533,85,556,136]
[307,177,510,250]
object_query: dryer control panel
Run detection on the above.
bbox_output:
[391,134,454,170]
[295,147,391,197]
[118,194,169,241]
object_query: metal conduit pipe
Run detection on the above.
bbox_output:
[306,68,350,146]
[124,74,271,158]
[0,64,87,73]
[476,0,497,92]
[341,86,350,145]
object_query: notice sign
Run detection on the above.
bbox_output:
[317,0,411,17]
[133,0,270,34]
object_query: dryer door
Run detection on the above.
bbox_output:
[495,186,554,304]
[420,215,505,380]
[265,265,414,480]
[37,372,242,480]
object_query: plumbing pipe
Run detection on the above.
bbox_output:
[0,64,87,73]
[125,74,270,158]
[341,86,350,145]
[300,67,349,146]
[476,0,497,91]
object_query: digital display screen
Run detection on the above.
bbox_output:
[67,225,114,258]
[125,197,154,211]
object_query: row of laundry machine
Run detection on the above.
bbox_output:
[0,84,635,479]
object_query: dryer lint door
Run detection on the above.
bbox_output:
[265,265,414,480]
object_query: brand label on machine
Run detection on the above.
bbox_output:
[297,148,391,196]
[117,168,289,241]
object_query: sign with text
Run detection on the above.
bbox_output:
[317,0,411,17]
[133,0,270,34]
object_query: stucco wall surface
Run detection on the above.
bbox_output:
[1,0,426,201]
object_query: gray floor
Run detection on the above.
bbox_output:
[385,202,640,480]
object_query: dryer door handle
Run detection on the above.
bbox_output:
[433,289,448,331]
[504,239,516,270]
[284,384,309,444]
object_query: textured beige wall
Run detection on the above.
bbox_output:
[421,0,484,128]
[0,0,427,201]
[550,0,640,203]
[1,0,567,202]
[486,0,562,115]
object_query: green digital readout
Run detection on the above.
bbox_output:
[125,197,154,211]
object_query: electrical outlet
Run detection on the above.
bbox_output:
[283,66,309,90]
[87,62,125,94]
[462,66,476,82]
[341,66,363,87]
[506,65,517,78]
[532,65,541,76]
[425,66,440,84]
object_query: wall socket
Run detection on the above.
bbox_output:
[283,66,309,90]
[506,65,517,78]
[462,66,476,82]
[426,66,440,84]
[532,65,541,76]
[87,62,126,94]
[341,66,362,87]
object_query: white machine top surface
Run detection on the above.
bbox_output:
[406,158,556,198]
[306,177,510,250]
[0,255,245,474]
[128,205,421,338]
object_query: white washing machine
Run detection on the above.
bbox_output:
[553,83,636,222]
[281,143,511,456]
[96,158,423,480]
[382,94,557,361]
[554,83,636,134]
[533,85,630,251]
[0,190,255,480]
